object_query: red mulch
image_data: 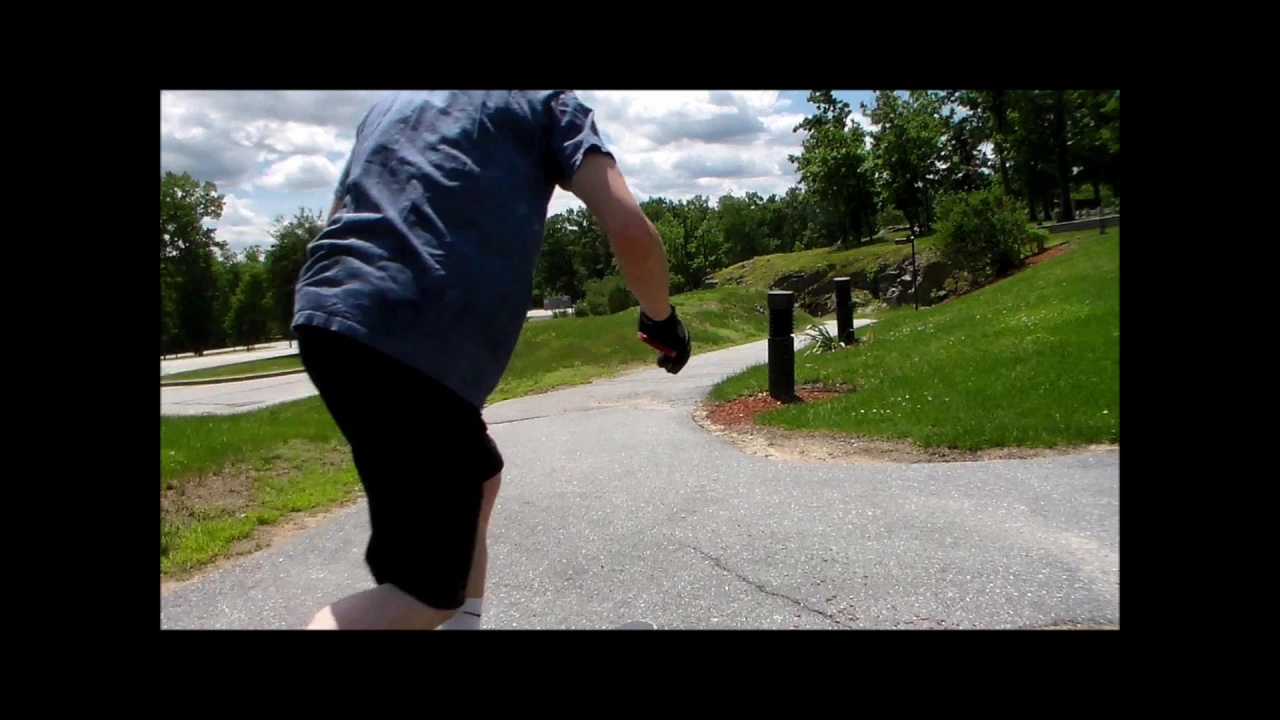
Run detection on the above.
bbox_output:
[1025,244,1070,266]
[705,389,842,427]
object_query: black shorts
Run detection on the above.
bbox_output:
[296,324,504,611]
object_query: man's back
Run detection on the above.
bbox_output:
[292,90,611,409]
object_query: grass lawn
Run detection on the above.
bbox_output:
[162,353,303,383]
[708,230,1119,450]
[712,232,936,291]
[160,285,814,579]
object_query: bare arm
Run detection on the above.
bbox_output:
[568,152,671,320]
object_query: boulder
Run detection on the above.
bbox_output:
[884,286,904,308]
[876,269,902,297]
[772,267,830,293]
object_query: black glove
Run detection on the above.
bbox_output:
[638,305,691,374]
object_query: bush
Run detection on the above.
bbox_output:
[583,274,638,316]
[573,301,591,317]
[876,208,909,230]
[934,187,1037,278]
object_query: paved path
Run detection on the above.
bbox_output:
[160,318,1118,629]
[161,341,298,377]
[162,372,318,415]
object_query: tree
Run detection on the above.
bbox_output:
[862,90,949,232]
[790,91,879,245]
[225,258,273,347]
[534,211,581,300]
[1004,90,1058,223]
[160,171,225,355]
[1052,89,1075,222]
[1067,89,1120,209]
[951,90,1013,195]
[264,207,326,342]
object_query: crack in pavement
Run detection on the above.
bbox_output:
[686,545,849,628]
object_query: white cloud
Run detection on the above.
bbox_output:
[213,194,275,252]
[161,90,830,245]
[255,154,343,192]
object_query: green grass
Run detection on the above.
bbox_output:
[162,353,303,382]
[160,285,814,577]
[712,233,938,291]
[708,230,1120,450]
[493,286,814,402]
[160,396,357,576]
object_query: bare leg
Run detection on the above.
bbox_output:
[466,473,503,598]
[307,473,503,631]
[434,473,503,630]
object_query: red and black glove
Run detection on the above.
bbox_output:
[638,305,691,375]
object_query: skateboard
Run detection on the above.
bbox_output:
[613,620,656,629]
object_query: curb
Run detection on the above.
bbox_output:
[161,365,306,388]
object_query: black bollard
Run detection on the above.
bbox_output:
[767,290,795,401]
[834,277,854,345]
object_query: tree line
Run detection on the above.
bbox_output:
[160,89,1118,354]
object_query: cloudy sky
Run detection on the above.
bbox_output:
[160,90,875,253]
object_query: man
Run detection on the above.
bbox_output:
[291,91,691,630]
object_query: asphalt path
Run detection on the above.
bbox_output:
[161,341,298,377]
[160,318,1118,629]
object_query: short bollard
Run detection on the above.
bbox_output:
[834,277,854,345]
[767,290,795,401]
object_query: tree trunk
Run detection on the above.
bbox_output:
[1025,174,1039,223]
[991,91,1013,194]
[1041,180,1054,224]
[1092,178,1102,215]
[1052,89,1075,222]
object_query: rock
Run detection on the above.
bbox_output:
[919,260,953,293]
[933,290,949,303]
[876,269,902,297]
[772,267,830,293]
[884,286,904,308]
[701,279,720,290]
[848,269,872,293]
[802,295,836,317]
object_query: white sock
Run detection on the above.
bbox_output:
[437,597,483,630]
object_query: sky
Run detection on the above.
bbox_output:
[160,90,877,253]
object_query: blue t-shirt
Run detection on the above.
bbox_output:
[292,91,611,409]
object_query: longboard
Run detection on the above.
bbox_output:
[614,620,656,629]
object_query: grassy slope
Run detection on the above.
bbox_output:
[162,354,303,382]
[491,286,813,402]
[160,286,813,577]
[708,230,1119,450]
[712,231,933,297]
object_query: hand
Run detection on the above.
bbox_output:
[638,305,691,374]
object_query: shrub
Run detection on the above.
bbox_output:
[876,208,909,230]
[934,187,1037,279]
[573,301,591,317]
[583,274,638,316]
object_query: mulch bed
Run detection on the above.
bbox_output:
[704,389,843,427]
[1024,243,1070,266]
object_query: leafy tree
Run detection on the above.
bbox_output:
[1067,89,1120,209]
[863,90,949,232]
[1052,89,1075,222]
[264,207,326,342]
[226,258,273,347]
[790,90,878,245]
[160,171,225,355]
